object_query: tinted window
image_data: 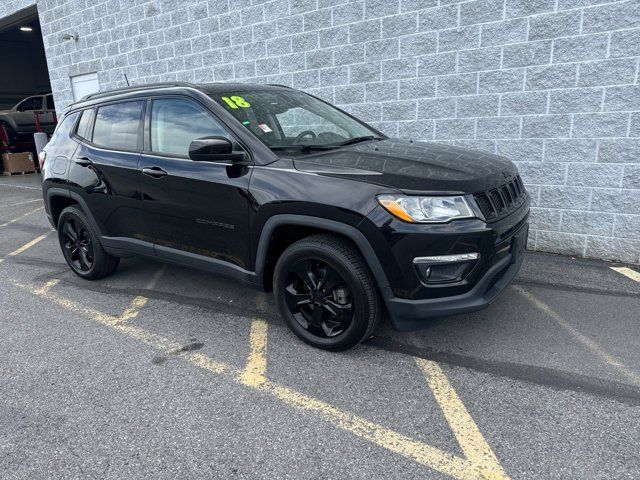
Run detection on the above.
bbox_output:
[46,95,55,110]
[93,101,143,151]
[150,98,228,156]
[19,96,43,111]
[76,109,95,140]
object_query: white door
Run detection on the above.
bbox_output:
[71,73,100,101]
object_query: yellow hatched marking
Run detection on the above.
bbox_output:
[416,358,509,480]
[240,319,269,387]
[15,279,510,480]
[263,381,482,480]
[116,265,166,323]
[516,285,640,385]
[0,206,44,227]
[0,233,49,264]
[611,266,640,283]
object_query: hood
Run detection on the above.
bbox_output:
[292,138,517,194]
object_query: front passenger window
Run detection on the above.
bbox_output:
[150,98,228,156]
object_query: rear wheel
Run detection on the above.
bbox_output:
[0,121,17,147]
[57,205,119,280]
[273,234,381,351]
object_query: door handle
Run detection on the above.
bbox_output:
[142,166,168,178]
[74,156,93,167]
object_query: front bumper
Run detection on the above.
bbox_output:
[380,217,529,331]
[364,202,529,331]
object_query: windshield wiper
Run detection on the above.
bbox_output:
[269,136,381,153]
[269,144,336,152]
[332,135,380,147]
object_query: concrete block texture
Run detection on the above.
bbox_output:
[3,0,638,263]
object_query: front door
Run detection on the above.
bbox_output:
[139,97,252,270]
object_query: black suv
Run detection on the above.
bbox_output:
[41,83,530,350]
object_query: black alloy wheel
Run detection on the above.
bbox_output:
[273,234,381,351]
[284,258,354,338]
[61,217,95,272]
[57,205,119,280]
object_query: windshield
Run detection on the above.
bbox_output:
[210,89,381,151]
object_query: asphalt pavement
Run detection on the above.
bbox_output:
[1,173,639,480]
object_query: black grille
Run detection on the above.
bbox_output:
[474,175,527,221]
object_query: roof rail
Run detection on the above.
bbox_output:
[80,82,194,102]
[266,84,292,89]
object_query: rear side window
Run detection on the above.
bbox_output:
[46,95,55,110]
[19,96,43,111]
[93,101,143,151]
[76,108,95,140]
[150,98,228,156]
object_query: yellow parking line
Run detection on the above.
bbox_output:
[611,266,640,283]
[515,285,640,385]
[5,199,42,207]
[264,380,479,479]
[416,358,509,480]
[0,206,44,227]
[0,183,40,190]
[240,319,269,387]
[14,278,507,480]
[116,265,166,323]
[0,232,49,264]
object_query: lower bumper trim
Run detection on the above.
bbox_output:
[384,240,525,332]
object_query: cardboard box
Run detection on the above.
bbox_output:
[1,152,36,175]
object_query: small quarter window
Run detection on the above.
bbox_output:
[46,95,55,110]
[93,101,143,151]
[76,109,95,141]
[150,98,228,156]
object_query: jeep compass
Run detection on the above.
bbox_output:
[40,82,530,351]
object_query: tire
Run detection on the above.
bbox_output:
[0,121,17,147]
[57,205,119,280]
[273,234,381,351]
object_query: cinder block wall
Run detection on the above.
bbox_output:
[2,0,639,262]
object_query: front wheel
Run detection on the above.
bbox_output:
[273,234,381,351]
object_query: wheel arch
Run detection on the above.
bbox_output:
[46,188,102,235]
[254,215,391,296]
[0,115,18,132]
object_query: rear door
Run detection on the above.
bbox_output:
[139,96,252,270]
[68,100,147,246]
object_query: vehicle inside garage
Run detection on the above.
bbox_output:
[0,6,54,174]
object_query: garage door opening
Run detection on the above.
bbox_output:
[0,6,54,170]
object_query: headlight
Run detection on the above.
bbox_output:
[377,194,476,223]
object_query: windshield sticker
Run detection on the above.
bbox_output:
[258,123,272,133]
[221,96,251,109]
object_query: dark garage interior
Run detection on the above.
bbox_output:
[0,6,53,173]
[0,7,50,109]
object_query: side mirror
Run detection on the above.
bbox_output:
[188,136,245,162]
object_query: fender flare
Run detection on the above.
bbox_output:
[254,214,392,296]
[0,115,18,133]
[46,187,103,235]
